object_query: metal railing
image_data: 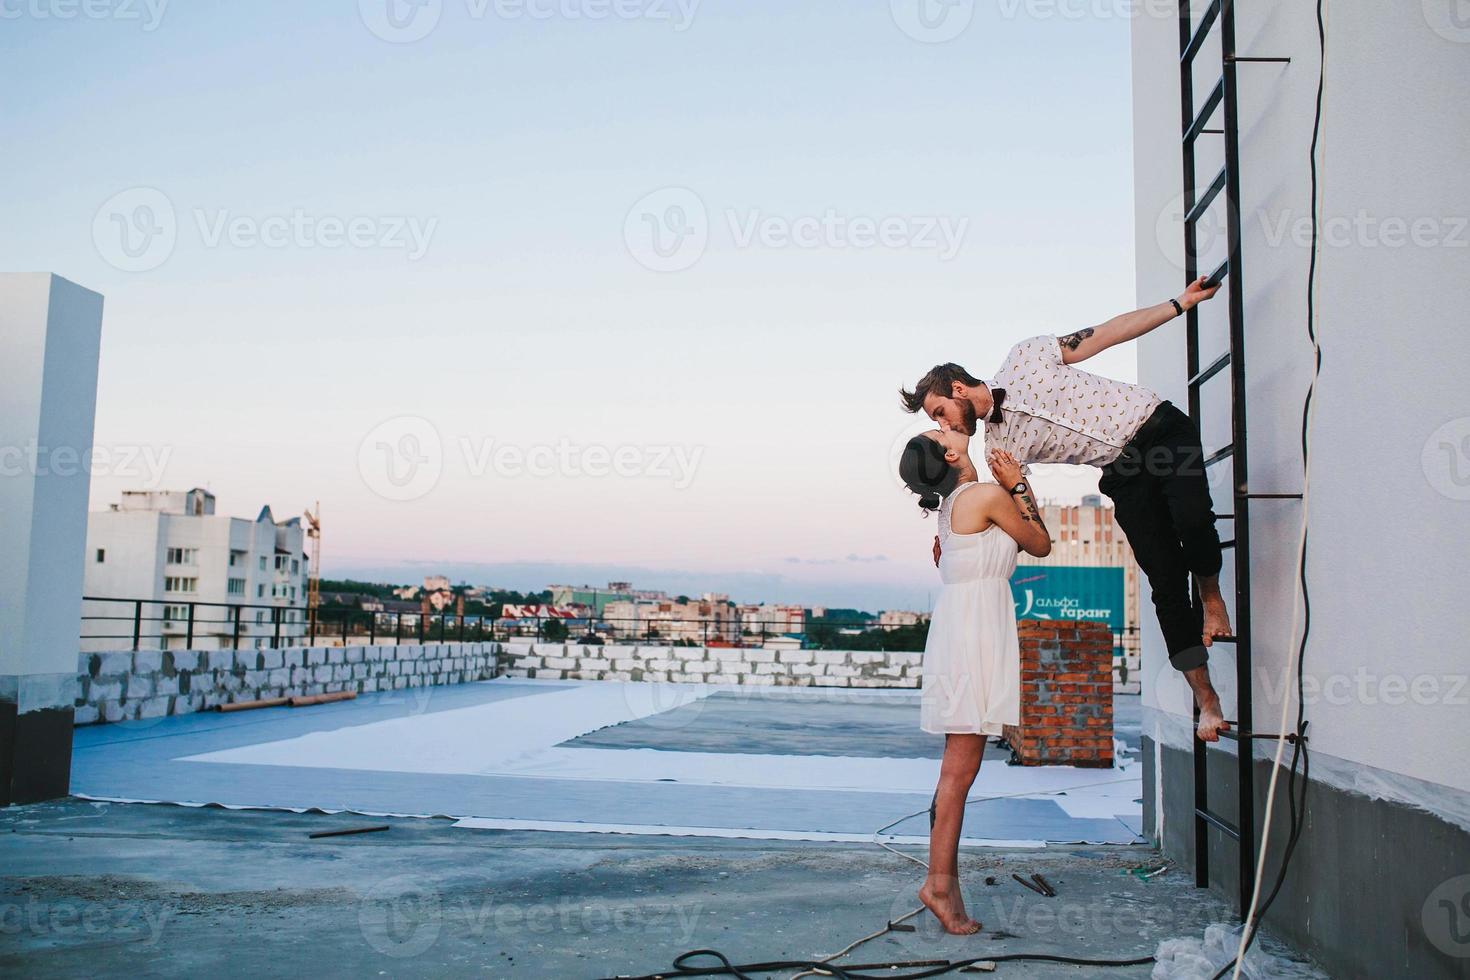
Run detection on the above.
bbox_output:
[81,595,1138,657]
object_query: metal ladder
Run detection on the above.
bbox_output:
[1176,0,1297,915]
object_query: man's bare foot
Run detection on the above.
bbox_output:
[918,878,981,935]
[1196,695,1230,743]
[1201,593,1232,647]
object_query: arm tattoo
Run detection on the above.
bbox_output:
[1017,492,1046,529]
[1058,328,1094,352]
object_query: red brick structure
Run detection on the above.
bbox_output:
[1003,619,1114,768]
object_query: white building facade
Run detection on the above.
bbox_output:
[82,489,309,651]
[1130,4,1469,975]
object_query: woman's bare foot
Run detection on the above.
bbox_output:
[919,878,981,935]
[1201,593,1232,647]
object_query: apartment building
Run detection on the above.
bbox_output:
[82,489,309,651]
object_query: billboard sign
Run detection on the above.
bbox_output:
[1009,566,1125,631]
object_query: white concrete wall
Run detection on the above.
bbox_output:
[1132,3,1470,825]
[0,274,104,707]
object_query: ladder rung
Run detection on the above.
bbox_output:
[1237,492,1304,499]
[1204,445,1234,467]
[1220,539,1235,549]
[1180,0,1222,66]
[1187,351,1230,390]
[1195,807,1240,841]
[1215,513,1234,520]
[1201,258,1229,288]
[1208,635,1238,644]
[1221,728,1305,745]
[1183,78,1224,146]
[1184,167,1228,227]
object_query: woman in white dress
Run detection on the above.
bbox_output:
[897,427,1052,935]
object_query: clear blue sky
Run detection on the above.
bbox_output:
[3,0,1143,610]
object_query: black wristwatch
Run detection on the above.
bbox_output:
[1169,298,1185,317]
[1009,481,1028,496]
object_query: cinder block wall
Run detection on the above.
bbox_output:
[1004,620,1114,767]
[74,642,503,725]
[499,642,923,687]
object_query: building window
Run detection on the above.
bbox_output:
[96,549,105,563]
[257,584,265,598]
[229,551,244,567]
[291,559,299,574]
[259,556,267,571]
[256,611,266,624]
[162,604,189,622]
[164,577,198,593]
[228,578,246,595]
[166,547,198,565]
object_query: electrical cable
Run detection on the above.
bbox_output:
[1212,1,1327,977]
[603,777,1157,980]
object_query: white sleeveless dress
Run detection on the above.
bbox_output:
[921,481,1022,735]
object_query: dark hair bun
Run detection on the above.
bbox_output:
[898,435,959,510]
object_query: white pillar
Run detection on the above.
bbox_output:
[0,273,104,805]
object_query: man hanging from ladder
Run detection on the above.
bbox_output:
[901,275,1231,741]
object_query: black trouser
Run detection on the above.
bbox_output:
[1098,401,1222,672]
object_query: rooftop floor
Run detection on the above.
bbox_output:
[1,678,1323,977]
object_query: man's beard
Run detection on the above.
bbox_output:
[959,399,979,435]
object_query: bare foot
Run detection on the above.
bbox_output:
[1201,594,1232,647]
[1196,695,1231,743]
[919,878,982,935]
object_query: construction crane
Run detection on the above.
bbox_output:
[304,502,322,640]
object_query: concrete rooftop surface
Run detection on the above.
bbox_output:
[0,678,1325,978]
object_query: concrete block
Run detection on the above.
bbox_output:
[138,696,170,718]
[260,649,284,670]
[813,651,848,665]
[742,650,776,663]
[169,650,202,672]
[848,651,884,665]
[824,665,859,677]
[328,649,345,665]
[88,680,123,702]
[73,704,99,725]
[154,675,180,696]
[123,674,154,698]
[708,648,743,662]
[306,648,328,666]
[778,650,813,664]
[97,651,132,676]
[345,647,364,664]
[743,674,776,686]
[131,650,163,673]
[234,650,259,671]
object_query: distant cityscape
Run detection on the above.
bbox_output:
[78,487,1142,687]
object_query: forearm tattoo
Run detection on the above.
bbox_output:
[1017,491,1045,528]
[1058,328,1094,352]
